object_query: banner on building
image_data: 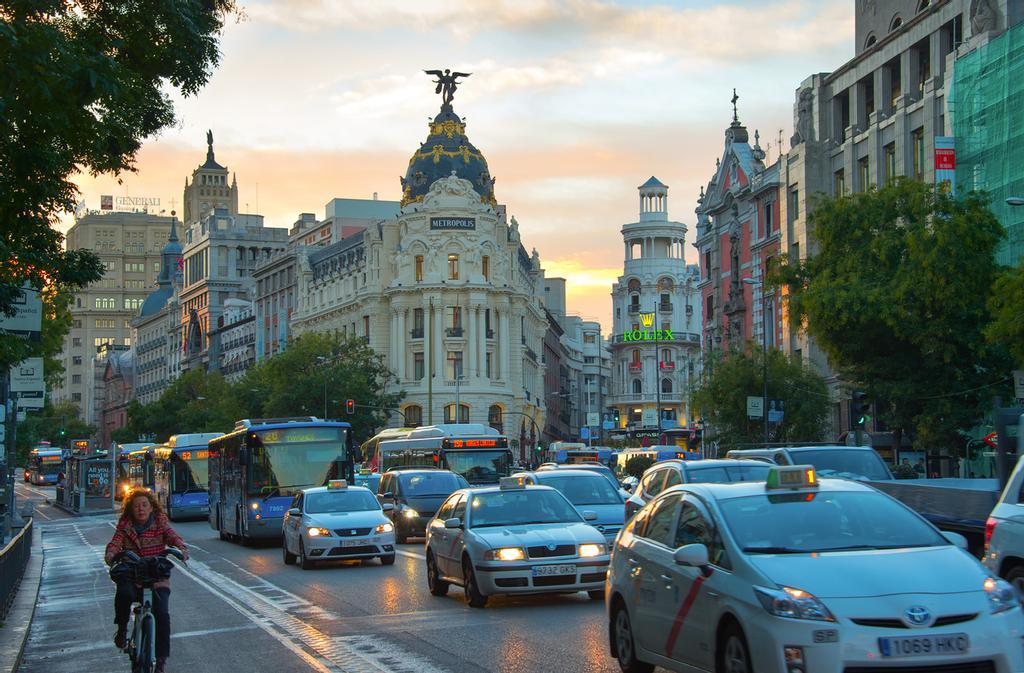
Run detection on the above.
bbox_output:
[934,136,956,195]
[101,195,113,210]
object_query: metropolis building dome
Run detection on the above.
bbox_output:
[400,103,497,209]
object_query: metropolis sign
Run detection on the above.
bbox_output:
[430,217,475,231]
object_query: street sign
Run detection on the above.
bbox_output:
[984,431,999,449]
[586,412,600,427]
[641,408,657,427]
[10,357,44,392]
[15,392,44,409]
[602,420,614,430]
[1013,371,1024,401]
[746,396,764,419]
[580,427,591,440]
[0,284,42,341]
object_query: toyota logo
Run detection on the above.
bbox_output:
[547,544,556,551]
[904,606,932,626]
[351,529,357,535]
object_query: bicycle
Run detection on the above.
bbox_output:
[108,548,185,673]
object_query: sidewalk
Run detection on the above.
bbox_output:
[0,522,43,673]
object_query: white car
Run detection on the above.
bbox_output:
[984,455,1024,591]
[424,476,611,608]
[606,465,1024,673]
[282,480,396,569]
[513,469,626,542]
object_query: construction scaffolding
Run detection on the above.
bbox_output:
[950,22,1024,268]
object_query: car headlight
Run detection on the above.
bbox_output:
[403,508,419,519]
[306,527,331,537]
[376,522,394,534]
[755,586,835,622]
[483,547,526,561]
[985,577,1019,614]
[579,543,606,558]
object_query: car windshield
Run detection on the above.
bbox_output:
[305,490,379,514]
[400,472,465,496]
[538,474,622,505]
[794,449,892,481]
[718,490,947,554]
[555,465,620,490]
[686,464,771,484]
[470,489,582,527]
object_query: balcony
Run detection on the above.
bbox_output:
[525,346,538,362]
[628,362,642,371]
[627,304,640,315]
[445,327,464,337]
[659,361,676,371]
[410,327,424,339]
[658,302,672,312]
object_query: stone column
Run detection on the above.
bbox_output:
[389,309,398,377]
[467,304,476,379]
[397,308,406,380]
[502,307,512,382]
[477,306,486,376]
[433,301,444,381]
[874,63,892,118]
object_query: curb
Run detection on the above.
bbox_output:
[0,524,43,673]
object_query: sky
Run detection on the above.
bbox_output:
[66,0,856,332]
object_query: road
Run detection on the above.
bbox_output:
[16,490,619,673]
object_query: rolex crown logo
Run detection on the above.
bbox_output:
[639,312,655,328]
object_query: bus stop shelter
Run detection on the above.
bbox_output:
[56,455,116,515]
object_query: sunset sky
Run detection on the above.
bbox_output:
[66,0,855,332]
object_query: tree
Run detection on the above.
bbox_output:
[693,347,831,449]
[15,400,95,462]
[0,0,237,368]
[122,368,245,442]
[773,179,1014,451]
[623,456,655,479]
[987,259,1024,367]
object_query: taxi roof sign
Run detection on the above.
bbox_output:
[499,476,526,490]
[327,479,348,489]
[766,465,818,490]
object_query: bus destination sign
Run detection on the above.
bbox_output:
[259,427,341,444]
[430,217,475,231]
[449,439,504,448]
[179,450,210,461]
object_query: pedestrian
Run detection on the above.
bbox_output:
[105,489,188,673]
[914,459,926,476]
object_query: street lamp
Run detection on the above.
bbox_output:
[742,277,769,445]
[1005,197,1024,206]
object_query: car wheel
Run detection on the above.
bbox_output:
[717,622,752,673]
[462,557,488,608]
[1005,565,1024,599]
[282,537,296,565]
[588,589,605,600]
[380,554,396,566]
[299,538,315,570]
[612,603,653,673]
[427,551,449,596]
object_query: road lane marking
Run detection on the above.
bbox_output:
[17,483,54,499]
[49,624,261,655]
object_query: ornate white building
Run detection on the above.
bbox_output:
[291,96,549,460]
[608,178,702,439]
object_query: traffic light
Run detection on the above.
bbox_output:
[345,399,355,415]
[851,390,870,427]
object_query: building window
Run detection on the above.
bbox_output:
[858,157,870,192]
[95,319,115,328]
[413,308,424,334]
[488,405,503,432]
[72,393,82,402]
[661,378,673,394]
[631,349,641,365]
[414,352,425,380]
[124,297,143,310]
[447,351,463,380]
[94,337,114,348]
[632,379,642,394]
[486,352,493,378]
[834,169,845,196]
[72,319,82,328]
[123,337,132,347]
[448,306,462,330]
[884,142,896,183]
[482,255,489,280]
[72,337,82,347]
[95,297,116,310]
[404,405,422,427]
[889,14,903,32]
[788,188,799,224]
[706,295,714,320]
[912,128,925,180]
[125,280,145,289]
[363,315,370,337]
[448,254,459,280]
[444,403,469,423]
[415,255,424,281]
[72,356,82,366]
[124,262,145,273]
[583,334,596,344]
[72,374,81,384]
[764,200,774,235]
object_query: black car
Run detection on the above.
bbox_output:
[377,469,468,543]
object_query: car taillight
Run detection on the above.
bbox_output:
[985,517,998,553]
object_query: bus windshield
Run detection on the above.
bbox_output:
[250,427,348,498]
[172,449,210,494]
[444,450,511,485]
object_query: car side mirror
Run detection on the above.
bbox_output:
[582,510,598,522]
[379,491,394,501]
[673,543,710,570]
[942,530,969,550]
[287,507,301,516]
[382,503,395,512]
[444,517,462,529]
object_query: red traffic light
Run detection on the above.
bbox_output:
[345,399,355,414]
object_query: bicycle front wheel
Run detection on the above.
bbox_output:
[135,616,155,673]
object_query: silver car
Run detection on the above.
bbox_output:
[424,477,611,608]
[984,456,1024,591]
[513,469,625,542]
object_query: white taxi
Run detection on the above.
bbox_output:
[282,480,396,569]
[606,465,1024,673]
[424,476,611,608]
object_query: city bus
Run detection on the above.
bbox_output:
[152,433,222,520]
[358,427,416,471]
[208,417,354,543]
[113,443,152,499]
[26,447,63,485]
[614,446,700,475]
[127,447,155,492]
[558,446,617,466]
[377,424,513,485]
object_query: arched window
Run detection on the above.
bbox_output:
[629,293,640,311]
[889,15,903,32]
[488,405,503,433]
[916,0,930,12]
[631,349,641,365]
[661,378,673,394]
[632,379,642,394]
[627,278,641,292]
[404,405,422,427]
[658,277,674,291]
[865,33,877,49]
[444,403,470,423]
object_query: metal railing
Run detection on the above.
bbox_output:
[0,519,33,622]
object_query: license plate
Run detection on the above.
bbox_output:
[342,538,370,547]
[532,564,577,577]
[879,633,969,658]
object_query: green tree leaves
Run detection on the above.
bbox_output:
[986,259,1024,367]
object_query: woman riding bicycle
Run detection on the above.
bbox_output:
[105,488,188,673]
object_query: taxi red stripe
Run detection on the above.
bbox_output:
[664,570,713,657]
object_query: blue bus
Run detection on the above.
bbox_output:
[114,443,153,499]
[208,417,354,543]
[153,433,222,521]
[127,447,155,492]
[27,448,63,485]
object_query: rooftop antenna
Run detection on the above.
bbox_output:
[778,129,784,156]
